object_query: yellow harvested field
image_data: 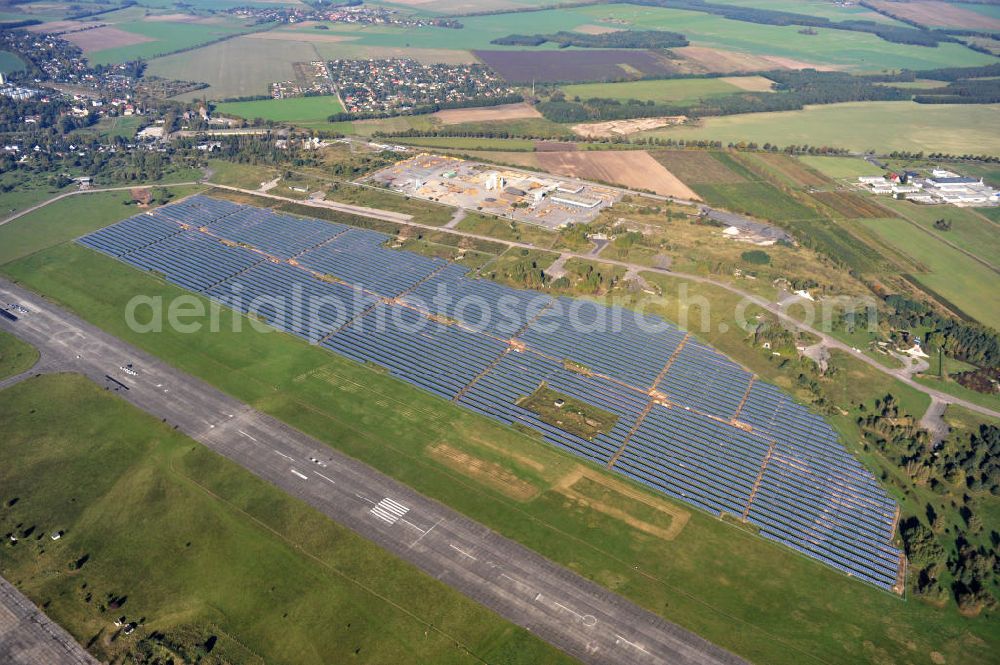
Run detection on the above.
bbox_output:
[572,116,687,139]
[433,102,542,125]
[535,150,701,200]
[719,75,774,92]
[677,46,838,73]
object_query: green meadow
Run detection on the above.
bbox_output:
[0,374,569,664]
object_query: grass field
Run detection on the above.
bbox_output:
[857,216,1000,328]
[216,95,345,122]
[0,49,25,73]
[0,374,570,664]
[797,155,885,179]
[0,186,206,267]
[146,35,318,101]
[640,102,1000,155]
[560,76,774,105]
[0,330,37,380]
[1,190,997,663]
[878,198,1000,269]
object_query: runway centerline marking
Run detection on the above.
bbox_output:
[273,450,294,461]
[615,634,650,654]
[449,543,477,561]
[290,469,309,480]
[315,472,336,485]
[238,430,257,442]
[409,517,442,549]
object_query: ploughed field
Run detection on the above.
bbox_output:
[76,195,905,592]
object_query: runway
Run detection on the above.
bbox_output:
[0,277,746,665]
[0,577,99,665]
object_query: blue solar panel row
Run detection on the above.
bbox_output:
[297,229,446,299]
[520,297,689,388]
[77,196,903,591]
[657,338,754,421]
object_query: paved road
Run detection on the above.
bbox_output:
[0,577,99,665]
[0,278,746,665]
[205,185,1000,421]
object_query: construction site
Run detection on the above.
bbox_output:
[365,153,621,228]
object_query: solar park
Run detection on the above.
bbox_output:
[78,195,905,593]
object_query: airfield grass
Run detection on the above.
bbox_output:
[0,186,207,267]
[0,330,37,380]
[215,95,345,123]
[856,217,1000,329]
[3,230,998,663]
[640,102,1000,156]
[0,374,569,665]
[326,184,456,226]
[559,77,771,106]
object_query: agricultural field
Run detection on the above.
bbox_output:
[0,330,37,381]
[0,204,997,664]
[432,102,542,125]
[533,150,700,198]
[737,152,830,188]
[61,11,259,66]
[856,216,1000,328]
[648,149,748,185]
[867,0,1000,30]
[215,95,345,123]
[0,374,567,665]
[146,35,319,101]
[560,76,775,105]
[811,191,893,219]
[475,49,679,83]
[639,102,1000,156]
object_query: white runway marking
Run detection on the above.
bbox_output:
[274,450,294,461]
[238,430,257,442]
[615,634,650,654]
[371,497,409,524]
[449,543,477,561]
[409,518,441,548]
[315,472,336,485]
[290,469,308,480]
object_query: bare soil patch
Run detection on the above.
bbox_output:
[433,102,542,125]
[719,75,774,92]
[64,26,155,53]
[573,24,622,35]
[675,46,779,73]
[554,466,690,541]
[535,141,578,152]
[427,442,540,501]
[868,0,1000,30]
[571,116,687,139]
[533,150,701,199]
[26,20,86,33]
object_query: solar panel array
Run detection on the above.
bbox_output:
[78,196,903,591]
